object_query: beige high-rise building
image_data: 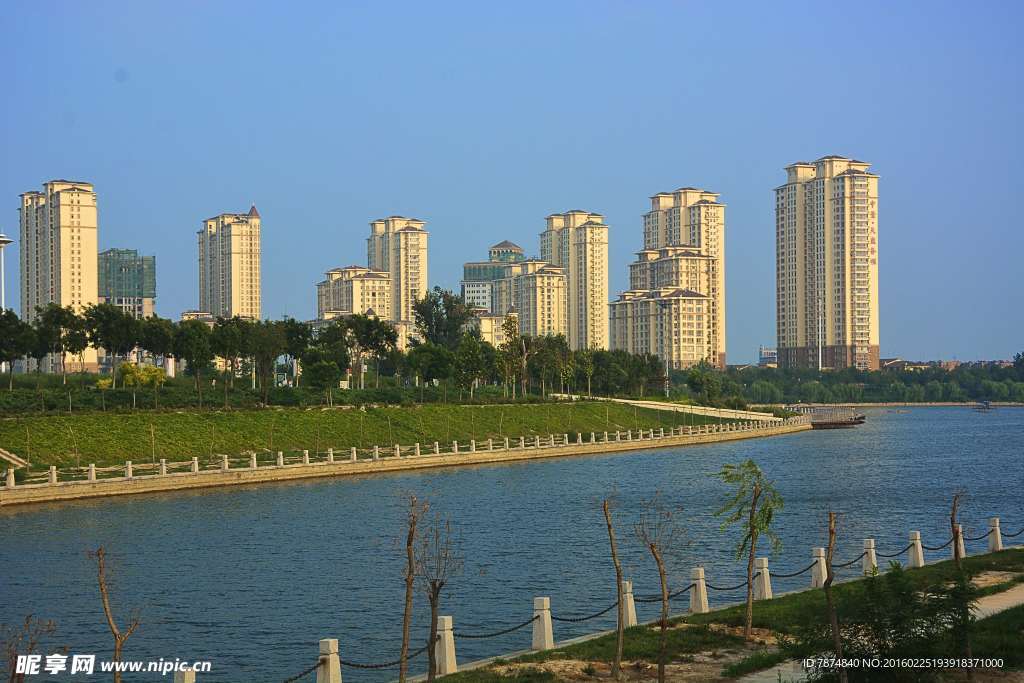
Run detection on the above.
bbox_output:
[366,216,428,324]
[19,180,100,371]
[316,265,391,320]
[197,206,262,319]
[515,263,568,338]
[609,188,726,369]
[775,156,879,370]
[540,211,608,350]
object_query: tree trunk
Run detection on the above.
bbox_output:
[603,500,625,679]
[744,484,761,640]
[824,511,847,683]
[951,494,974,681]
[399,500,419,683]
[652,545,668,683]
[427,587,440,683]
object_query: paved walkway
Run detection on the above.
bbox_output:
[738,573,1024,683]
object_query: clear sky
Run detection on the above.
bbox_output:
[2,1,1022,363]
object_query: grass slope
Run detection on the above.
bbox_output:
[0,402,734,469]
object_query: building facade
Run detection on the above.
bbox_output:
[775,156,879,370]
[460,240,525,313]
[366,216,428,325]
[197,206,262,319]
[315,265,391,321]
[19,180,100,371]
[540,211,609,350]
[514,263,567,338]
[609,188,727,369]
[98,248,156,319]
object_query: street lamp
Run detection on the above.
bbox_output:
[0,232,12,375]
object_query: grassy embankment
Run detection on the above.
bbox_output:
[440,548,1024,681]
[0,401,740,470]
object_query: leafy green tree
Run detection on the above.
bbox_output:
[173,320,213,404]
[300,347,343,405]
[84,303,141,388]
[363,317,398,387]
[281,317,312,387]
[139,364,167,409]
[249,320,286,405]
[715,459,784,641]
[496,316,522,398]
[35,303,85,384]
[749,380,783,404]
[406,343,454,400]
[0,310,34,390]
[454,333,485,398]
[140,315,176,368]
[412,287,474,350]
[312,319,352,375]
[575,349,595,397]
[210,317,247,405]
[687,362,722,403]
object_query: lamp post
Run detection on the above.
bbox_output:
[0,232,12,375]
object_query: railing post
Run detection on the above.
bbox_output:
[690,567,709,614]
[349,447,357,463]
[621,580,637,627]
[191,457,199,473]
[277,451,284,467]
[4,469,13,488]
[989,517,1003,552]
[395,444,401,459]
[908,531,925,568]
[754,558,772,599]
[532,597,554,651]
[615,431,621,441]
[88,464,96,481]
[221,455,229,472]
[576,432,582,444]
[303,450,310,465]
[954,524,966,559]
[250,453,257,470]
[316,638,342,683]
[434,441,440,455]
[415,443,421,457]
[811,548,827,588]
[452,441,459,454]
[327,448,334,463]
[863,539,878,574]
[435,615,457,674]
[534,435,540,449]
[125,461,133,480]
[603,431,608,442]
[159,459,167,475]
[590,432,595,443]
[659,427,665,438]
[48,466,57,484]
[519,436,525,449]
[504,437,510,450]
[488,438,493,451]
[470,439,476,453]
[373,446,380,461]
[626,430,632,441]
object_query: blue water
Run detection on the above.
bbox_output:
[2,407,1022,682]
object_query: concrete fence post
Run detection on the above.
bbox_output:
[504,437,510,450]
[4,469,13,488]
[125,461,133,480]
[519,436,525,449]
[415,443,421,457]
[754,558,773,600]
[373,446,380,461]
[863,539,878,574]
[303,450,310,465]
[621,580,637,627]
[488,438,493,451]
[350,447,357,462]
[191,457,199,473]
[659,427,665,438]
[395,444,401,459]
[811,547,827,588]
[532,597,554,651]
[989,517,1003,552]
[908,531,925,568]
[627,430,632,441]
[470,439,476,453]
[590,432,595,443]
[534,435,540,449]
[690,567,709,614]
[452,441,459,454]
[88,464,96,481]
[48,466,57,484]
[615,431,621,441]
[434,615,457,674]
[954,524,966,559]
[576,433,582,444]
[603,431,609,442]
[315,638,342,683]
[221,455,229,472]
[159,459,167,475]
[277,451,284,467]
[172,670,196,683]
[327,448,334,463]
[250,453,257,470]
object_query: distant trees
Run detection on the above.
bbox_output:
[412,287,475,350]
[0,310,34,390]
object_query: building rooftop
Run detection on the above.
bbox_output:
[490,240,523,251]
[248,204,260,218]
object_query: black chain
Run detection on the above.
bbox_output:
[769,561,817,578]
[454,615,538,639]
[706,578,750,591]
[876,543,914,558]
[338,639,433,670]
[964,529,993,542]
[635,583,696,603]
[551,600,619,622]
[922,537,954,551]
[1004,527,1024,538]
[833,552,868,569]
[283,659,322,682]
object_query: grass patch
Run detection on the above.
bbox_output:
[439,667,558,683]
[721,649,789,678]
[0,401,735,469]
[515,624,746,663]
[972,603,1024,669]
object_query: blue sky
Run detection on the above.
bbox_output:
[2,1,1022,362]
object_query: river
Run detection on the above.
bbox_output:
[2,407,1022,681]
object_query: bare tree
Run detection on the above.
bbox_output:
[399,495,428,683]
[823,511,847,683]
[2,616,60,683]
[416,512,463,682]
[951,491,975,681]
[634,492,686,683]
[603,498,625,679]
[91,547,140,683]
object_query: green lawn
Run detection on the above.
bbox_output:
[515,624,746,663]
[972,602,1024,669]
[0,401,736,469]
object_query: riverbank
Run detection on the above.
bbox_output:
[0,419,810,507]
[754,402,1024,408]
